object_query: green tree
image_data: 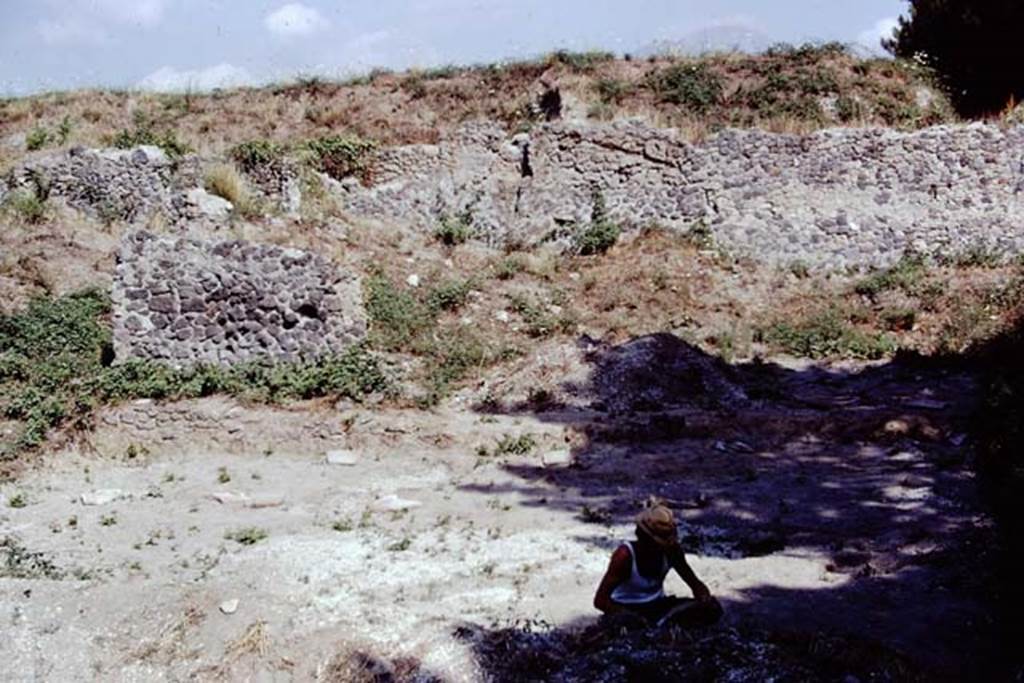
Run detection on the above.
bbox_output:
[885,0,1024,116]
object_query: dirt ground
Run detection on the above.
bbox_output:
[0,338,998,681]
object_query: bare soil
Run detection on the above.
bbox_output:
[0,341,998,681]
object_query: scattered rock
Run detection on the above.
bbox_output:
[211,491,251,505]
[541,450,574,468]
[248,496,285,509]
[219,599,239,615]
[80,489,129,506]
[326,450,359,466]
[406,274,420,288]
[372,494,423,512]
[185,188,233,220]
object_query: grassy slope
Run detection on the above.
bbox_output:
[1,45,953,169]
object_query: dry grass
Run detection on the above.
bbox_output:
[0,49,953,165]
[225,620,270,660]
[316,644,428,683]
[132,604,206,664]
[204,163,248,206]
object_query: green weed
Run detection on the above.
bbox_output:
[225,527,268,545]
[760,308,897,359]
[305,135,377,182]
[854,252,927,298]
[26,126,50,151]
[494,433,538,456]
[647,63,723,113]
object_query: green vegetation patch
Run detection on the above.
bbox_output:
[111,112,188,159]
[230,139,287,173]
[573,187,621,256]
[854,252,928,298]
[2,188,49,225]
[759,307,897,360]
[547,49,616,72]
[434,212,475,246]
[305,135,377,182]
[0,289,387,459]
[647,63,724,113]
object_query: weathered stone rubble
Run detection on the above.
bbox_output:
[341,120,1024,268]
[112,231,366,365]
[6,145,183,223]
[3,145,300,223]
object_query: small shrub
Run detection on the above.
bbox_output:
[364,274,432,351]
[421,332,488,406]
[682,219,715,250]
[548,50,615,71]
[305,135,377,182]
[225,527,268,545]
[574,221,620,255]
[332,518,353,532]
[648,64,723,113]
[760,308,896,359]
[99,513,117,527]
[56,116,73,145]
[836,95,865,123]
[3,190,48,225]
[881,308,917,331]
[426,279,473,312]
[402,73,428,99]
[946,243,1002,268]
[593,78,632,104]
[494,433,538,456]
[0,537,63,579]
[573,188,620,255]
[8,493,26,508]
[789,261,811,279]
[435,212,474,246]
[26,126,50,151]
[216,466,231,484]
[494,256,525,280]
[111,114,188,159]
[855,252,927,297]
[231,140,285,173]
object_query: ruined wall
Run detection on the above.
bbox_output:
[342,121,1024,268]
[2,145,299,224]
[112,231,366,365]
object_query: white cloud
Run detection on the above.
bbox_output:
[265,3,330,38]
[36,0,165,45]
[95,0,166,27]
[137,63,255,92]
[856,17,899,54]
[38,18,108,46]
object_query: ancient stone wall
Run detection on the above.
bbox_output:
[5,146,182,223]
[3,145,300,224]
[341,120,1024,268]
[112,231,366,365]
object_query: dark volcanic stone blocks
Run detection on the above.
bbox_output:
[112,231,367,365]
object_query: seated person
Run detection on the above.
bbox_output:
[593,500,722,628]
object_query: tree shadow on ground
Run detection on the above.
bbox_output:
[457,333,1005,681]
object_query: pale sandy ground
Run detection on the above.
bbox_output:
[0,351,998,681]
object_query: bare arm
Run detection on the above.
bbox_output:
[666,543,712,601]
[593,546,632,614]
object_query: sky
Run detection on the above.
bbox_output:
[0,1,907,96]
